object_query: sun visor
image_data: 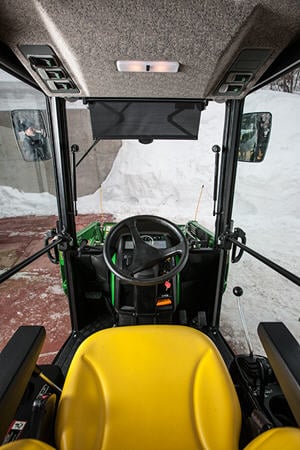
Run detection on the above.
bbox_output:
[87,100,205,140]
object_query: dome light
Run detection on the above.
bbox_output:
[116,60,180,73]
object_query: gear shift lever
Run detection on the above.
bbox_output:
[233,286,253,357]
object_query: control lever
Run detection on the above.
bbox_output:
[233,286,253,357]
[233,287,274,405]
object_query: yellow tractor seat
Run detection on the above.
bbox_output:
[56,325,241,450]
[2,325,300,450]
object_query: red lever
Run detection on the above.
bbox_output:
[164,280,171,290]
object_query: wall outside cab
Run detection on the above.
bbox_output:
[66,108,121,196]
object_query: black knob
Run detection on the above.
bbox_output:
[71,144,79,153]
[233,286,243,297]
[212,144,221,153]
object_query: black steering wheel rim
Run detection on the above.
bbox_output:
[103,215,189,286]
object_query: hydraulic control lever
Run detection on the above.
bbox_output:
[233,287,274,422]
[233,286,253,357]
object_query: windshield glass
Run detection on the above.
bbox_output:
[66,99,225,231]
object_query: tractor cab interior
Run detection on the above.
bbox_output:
[0,1,300,449]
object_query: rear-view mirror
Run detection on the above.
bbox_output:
[11,110,52,162]
[238,112,272,163]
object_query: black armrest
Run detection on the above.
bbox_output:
[0,326,45,442]
[258,322,300,426]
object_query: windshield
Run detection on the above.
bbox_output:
[66,99,225,230]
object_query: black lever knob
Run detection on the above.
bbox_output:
[233,286,243,297]
[212,144,221,153]
[71,144,79,153]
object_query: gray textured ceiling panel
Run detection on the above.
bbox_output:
[0,0,299,99]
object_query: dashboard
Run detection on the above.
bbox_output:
[123,234,169,250]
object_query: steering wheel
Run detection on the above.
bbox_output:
[103,215,189,286]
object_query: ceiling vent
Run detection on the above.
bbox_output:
[216,48,271,96]
[19,45,79,94]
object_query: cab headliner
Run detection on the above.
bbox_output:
[0,0,299,99]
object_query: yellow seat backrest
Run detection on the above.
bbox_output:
[55,325,241,450]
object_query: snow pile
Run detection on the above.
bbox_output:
[0,186,57,217]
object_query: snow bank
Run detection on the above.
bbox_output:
[0,186,57,217]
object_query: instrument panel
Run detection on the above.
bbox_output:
[124,234,168,250]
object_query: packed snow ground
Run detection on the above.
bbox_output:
[1,89,299,354]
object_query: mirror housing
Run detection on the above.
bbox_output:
[11,110,52,162]
[238,112,272,163]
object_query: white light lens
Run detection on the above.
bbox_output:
[116,60,179,73]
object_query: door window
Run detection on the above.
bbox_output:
[0,69,70,362]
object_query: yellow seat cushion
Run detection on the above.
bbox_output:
[244,427,300,450]
[55,325,241,450]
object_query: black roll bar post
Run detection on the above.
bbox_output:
[212,99,244,328]
[48,97,79,331]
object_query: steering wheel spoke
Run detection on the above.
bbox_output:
[126,218,144,249]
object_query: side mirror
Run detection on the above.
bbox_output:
[11,110,52,162]
[238,112,272,163]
